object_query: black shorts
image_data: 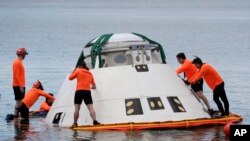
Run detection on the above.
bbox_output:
[74,90,93,105]
[13,86,25,100]
[191,79,203,92]
[20,103,29,120]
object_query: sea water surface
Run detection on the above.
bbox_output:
[0,0,250,140]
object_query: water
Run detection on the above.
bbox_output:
[0,0,250,140]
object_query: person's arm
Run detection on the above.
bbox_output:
[39,90,55,101]
[69,69,78,80]
[189,71,198,81]
[91,74,96,89]
[19,63,25,93]
[190,69,205,84]
[176,64,186,75]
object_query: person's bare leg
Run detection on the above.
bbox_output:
[196,91,211,109]
[87,104,96,120]
[14,100,22,116]
[74,104,81,124]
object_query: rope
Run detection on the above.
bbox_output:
[91,34,106,68]
[90,34,113,68]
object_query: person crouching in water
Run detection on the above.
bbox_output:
[190,57,230,117]
[69,61,100,127]
[40,93,54,112]
[19,80,55,123]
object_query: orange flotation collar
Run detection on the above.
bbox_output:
[72,114,242,131]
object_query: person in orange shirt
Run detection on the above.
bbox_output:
[39,93,54,112]
[190,57,229,117]
[19,80,55,123]
[69,61,100,127]
[12,48,28,117]
[176,53,211,111]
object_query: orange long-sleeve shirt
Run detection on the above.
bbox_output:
[39,101,51,111]
[190,63,224,90]
[23,88,55,109]
[69,68,95,91]
[12,58,25,87]
[176,59,198,81]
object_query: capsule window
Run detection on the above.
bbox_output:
[113,54,128,64]
[125,98,143,116]
[135,64,149,72]
[52,112,63,124]
[147,97,165,110]
[167,97,186,112]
